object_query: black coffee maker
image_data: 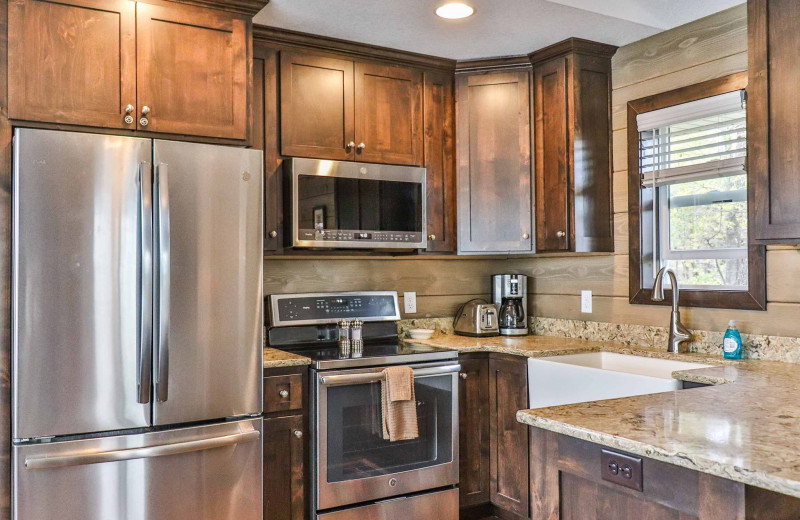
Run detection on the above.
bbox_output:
[492,274,529,336]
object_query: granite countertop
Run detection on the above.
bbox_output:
[408,333,800,499]
[263,347,311,369]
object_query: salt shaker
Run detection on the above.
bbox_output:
[351,319,363,358]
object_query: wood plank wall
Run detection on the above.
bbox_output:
[266,5,800,338]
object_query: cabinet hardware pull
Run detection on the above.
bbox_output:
[346,141,355,151]
[141,106,151,116]
[293,430,303,438]
[279,390,289,398]
[556,231,566,238]
[124,105,135,125]
[269,230,278,238]
[522,233,530,240]
[357,142,366,152]
[428,234,436,241]
[459,372,467,379]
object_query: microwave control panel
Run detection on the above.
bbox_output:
[298,229,423,244]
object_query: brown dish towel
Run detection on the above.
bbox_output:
[380,365,419,442]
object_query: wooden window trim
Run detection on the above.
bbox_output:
[627,72,766,311]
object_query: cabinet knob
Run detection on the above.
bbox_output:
[460,372,467,380]
[279,390,289,398]
[269,230,278,239]
[357,142,366,152]
[141,106,151,116]
[346,141,355,151]
[293,430,303,438]
[556,231,566,238]
[124,104,135,125]
[522,233,530,240]
[428,234,436,241]
[125,104,135,114]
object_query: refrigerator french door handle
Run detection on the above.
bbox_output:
[154,163,171,403]
[137,161,154,404]
[23,429,261,470]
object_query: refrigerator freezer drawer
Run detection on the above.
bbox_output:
[316,488,458,520]
[13,418,262,520]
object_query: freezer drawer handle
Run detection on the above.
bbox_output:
[24,429,260,470]
[319,364,461,386]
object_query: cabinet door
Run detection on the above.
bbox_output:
[534,58,571,252]
[749,0,800,242]
[458,356,491,508]
[264,415,306,520]
[136,2,249,139]
[355,62,423,166]
[423,71,457,253]
[456,71,533,253]
[253,45,283,253]
[489,356,530,517]
[280,52,355,160]
[8,0,136,129]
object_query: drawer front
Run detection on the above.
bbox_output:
[264,374,304,413]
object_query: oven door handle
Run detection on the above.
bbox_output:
[319,364,461,386]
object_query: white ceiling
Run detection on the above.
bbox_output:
[254,0,744,61]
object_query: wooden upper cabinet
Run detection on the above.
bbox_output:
[279,51,423,166]
[423,70,457,253]
[534,58,570,252]
[136,2,249,139]
[280,52,355,161]
[456,70,533,253]
[532,39,616,253]
[8,0,137,129]
[355,63,423,166]
[748,0,800,243]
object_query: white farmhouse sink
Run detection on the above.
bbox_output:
[528,352,713,409]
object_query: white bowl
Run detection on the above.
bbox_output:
[408,328,435,340]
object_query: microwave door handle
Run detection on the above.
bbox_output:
[319,364,461,386]
[154,163,171,402]
[137,162,153,404]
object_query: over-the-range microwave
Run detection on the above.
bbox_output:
[284,157,427,250]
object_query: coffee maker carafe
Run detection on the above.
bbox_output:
[492,274,528,336]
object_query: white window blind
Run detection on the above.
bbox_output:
[638,90,746,187]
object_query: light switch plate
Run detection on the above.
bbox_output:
[404,292,417,314]
[581,290,592,313]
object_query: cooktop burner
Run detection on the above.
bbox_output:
[281,341,456,370]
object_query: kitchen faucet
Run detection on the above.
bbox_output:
[651,267,692,353]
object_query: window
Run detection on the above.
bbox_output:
[628,74,765,310]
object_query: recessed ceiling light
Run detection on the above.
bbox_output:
[435,2,475,19]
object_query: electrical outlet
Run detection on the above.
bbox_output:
[403,292,417,314]
[581,290,592,313]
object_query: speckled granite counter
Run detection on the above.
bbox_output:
[263,347,311,369]
[408,333,800,499]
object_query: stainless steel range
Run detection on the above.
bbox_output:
[267,291,460,520]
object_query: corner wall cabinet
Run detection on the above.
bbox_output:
[531,39,617,253]
[9,0,251,140]
[455,69,534,254]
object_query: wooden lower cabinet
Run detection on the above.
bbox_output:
[263,365,308,520]
[264,414,306,520]
[459,354,529,519]
[530,428,800,520]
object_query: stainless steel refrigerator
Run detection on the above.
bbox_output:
[11,129,264,520]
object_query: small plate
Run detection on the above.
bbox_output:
[408,328,435,340]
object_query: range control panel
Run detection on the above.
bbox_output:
[269,292,401,326]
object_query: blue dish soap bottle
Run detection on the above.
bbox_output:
[723,320,743,360]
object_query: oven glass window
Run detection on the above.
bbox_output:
[297,175,423,232]
[324,374,453,482]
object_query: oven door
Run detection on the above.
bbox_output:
[314,362,459,511]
